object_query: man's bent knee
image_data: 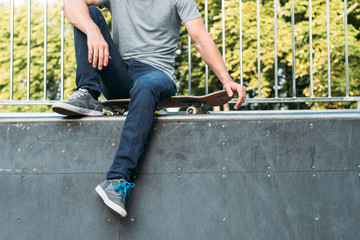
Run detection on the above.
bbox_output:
[131,77,175,102]
[88,6,104,22]
[131,79,160,97]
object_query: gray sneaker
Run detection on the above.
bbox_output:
[95,179,135,217]
[52,88,103,116]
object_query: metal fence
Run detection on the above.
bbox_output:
[2,0,65,106]
[1,0,359,107]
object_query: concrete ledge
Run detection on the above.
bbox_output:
[1,111,360,239]
[0,109,360,122]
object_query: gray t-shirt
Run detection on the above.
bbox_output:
[99,0,201,81]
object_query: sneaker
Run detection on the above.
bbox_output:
[52,88,103,116]
[95,179,135,217]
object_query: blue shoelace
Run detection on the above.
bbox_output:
[114,181,135,200]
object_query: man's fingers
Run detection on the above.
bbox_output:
[89,43,109,70]
[98,47,104,70]
[234,85,246,110]
[226,85,233,98]
[88,46,93,63]
[234,95,243,110]
[87,29,110,70]
[103,45,110,67]
[223,82,246,110]
[92,48,99,68]
[98,44,111,70]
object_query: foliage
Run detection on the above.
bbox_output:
[0,0,359,111]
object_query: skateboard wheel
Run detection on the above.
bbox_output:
[186,107,198,114]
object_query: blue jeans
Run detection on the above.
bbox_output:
[74,7,177,181]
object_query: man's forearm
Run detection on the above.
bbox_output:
[192,32,233,86]
[62,0,100,36]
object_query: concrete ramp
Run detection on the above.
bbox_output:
[1,111,360,240]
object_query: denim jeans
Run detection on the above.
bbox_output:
[74,7,177,181]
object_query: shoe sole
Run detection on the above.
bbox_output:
[52,102,103,116]
[95,185,127,217]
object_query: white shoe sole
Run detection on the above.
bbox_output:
[95,185,127,217]
[52,102,103,116]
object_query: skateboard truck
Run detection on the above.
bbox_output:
[104,107,127,116]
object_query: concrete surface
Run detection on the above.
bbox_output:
[0,110,359,240]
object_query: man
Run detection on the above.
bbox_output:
[53,0,246,217]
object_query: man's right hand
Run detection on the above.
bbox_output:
[86,29,110,70]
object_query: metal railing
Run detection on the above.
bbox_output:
[3,0,64,106]
[1,0,359,107]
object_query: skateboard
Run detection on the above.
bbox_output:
[102,90,232,115]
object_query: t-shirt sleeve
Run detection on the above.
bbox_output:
[98,0,110,9]
[175,0,202,23]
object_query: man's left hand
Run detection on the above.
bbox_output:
[223,82,246,110]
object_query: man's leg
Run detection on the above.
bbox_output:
[53,7,176,217]
[74,7,130,100]
[107,60,177,182]
[52,6,129,116]
[96,61,176,217]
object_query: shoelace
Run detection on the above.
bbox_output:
[114,181,135,200]
[68,89,87,100]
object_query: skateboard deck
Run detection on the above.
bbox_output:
[102,90,231,115]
